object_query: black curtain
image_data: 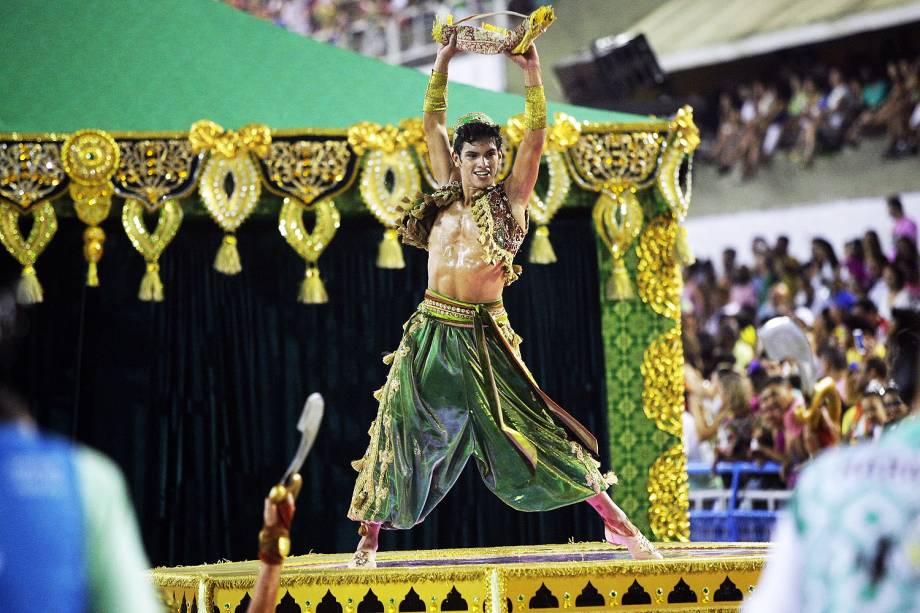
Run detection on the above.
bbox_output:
[3,205,607,566]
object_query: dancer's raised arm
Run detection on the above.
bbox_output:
[423,34,459,186]
[504,44,546,215]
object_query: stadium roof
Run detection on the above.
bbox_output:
[0,0,647,134]
[632,0,920,72]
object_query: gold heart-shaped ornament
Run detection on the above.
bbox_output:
[0,202,58,303]
[279,198,340,304]
[122,199,183,301]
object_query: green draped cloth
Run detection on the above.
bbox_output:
[348,289,615,529]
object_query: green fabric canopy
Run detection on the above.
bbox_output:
[0,0,646,134]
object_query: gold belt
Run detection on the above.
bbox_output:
[420,290,508,325]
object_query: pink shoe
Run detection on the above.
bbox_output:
[604,524,663,560]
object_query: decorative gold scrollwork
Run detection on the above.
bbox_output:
[592,188,642,300]
[190,121,269,275]
[259,138,355,206]
[0,202,57,304]
[114,139,202,211]
[62,129,120,286]
[566,131,665,192]
[122,199,183,302]
[349,122,422,269]
[0,142,68,211]
[278,198,340,304]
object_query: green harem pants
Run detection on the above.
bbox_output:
[347,289,615,529]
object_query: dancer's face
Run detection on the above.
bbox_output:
[453,138,501,193]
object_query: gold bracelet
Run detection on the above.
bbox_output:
[524,85,546,131]
[423,70,448,113]
[259,525,291,565]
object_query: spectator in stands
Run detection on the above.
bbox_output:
[842,239,869,292]
[714,369,755,461]
[841,355,889,440]
[862,229,886,287]
[710,93,743,173]
[683,365,722,471]
[818,345,850,405]
[817,67,859,151]
[729,266,758,309]
[888,194,918,245]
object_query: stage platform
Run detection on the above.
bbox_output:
[154,542,767,612]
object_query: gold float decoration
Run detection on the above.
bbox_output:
[349,122,422,269]
[113,139,202,210]
[636,215,682,322]
[278,198,340,304]
[62,129,120,286]
[647,444,690,542]
[566,130,666,191]
[259,136,355,302]
[0,142,68,211]
[592,188,642,300]
[114,139,201,301]
[642,322,689,542]
[641,326,683,438]
[656,106,699,265]
[0,202,57,304]
[190,121,270,275]
[122,199,183,302]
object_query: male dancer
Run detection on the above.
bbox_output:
[347,36,660,567]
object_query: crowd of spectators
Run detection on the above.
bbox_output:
[703,56,920,179]
[682,194,920,489]
[223,0,512,49]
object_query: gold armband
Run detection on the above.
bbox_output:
[259,525,291,565]
[423,70,448,113]
[524,85,546,130]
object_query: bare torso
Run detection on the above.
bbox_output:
[427,196,506,303]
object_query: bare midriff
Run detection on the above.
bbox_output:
[427,198,505,303]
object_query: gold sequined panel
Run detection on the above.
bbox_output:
[641,325,683,438]
[114,139,202,212]
[566,131,665,191]
[647,444,690,541]
[637,216,682,322]
[0,142,68,211]
[258,137,357,207]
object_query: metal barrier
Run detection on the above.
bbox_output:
[687,461,791,541]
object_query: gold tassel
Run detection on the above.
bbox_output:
[376,229,405,269]
[16,265,43,304]
[606,260,634,301]
[214,233,242,275]
[83,226,105,288]
[139,262,164,302]
[87,262,99,287]
[528,225,557,264]
[674,225,695,266]
[299,265,328,304]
